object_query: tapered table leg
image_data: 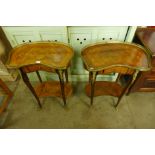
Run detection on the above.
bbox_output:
[90,71,97,105]
[57,69,66,105]
[89,72,92,83]
[65,69,68,83]
[116,73,121,83]
[36,71,42,83]
[20,68,42,108]
[115,70,139,108]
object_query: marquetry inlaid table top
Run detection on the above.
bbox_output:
[7,42,74,69]
[81,42,151,72]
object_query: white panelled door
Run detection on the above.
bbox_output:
[2,27,40,47]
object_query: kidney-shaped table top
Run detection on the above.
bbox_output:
[7,42,74,69]
[81,42,151,72]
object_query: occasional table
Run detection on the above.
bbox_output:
[6,42,74,108]
[81,42,151,107]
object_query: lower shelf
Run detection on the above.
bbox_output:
[34,81,73,98]
[85,81,123,97]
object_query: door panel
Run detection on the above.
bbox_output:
[97,32,119,41]
[96,27,128,42]
[40,33,67,43]
[69,32,92,74]
[14,35,37,44]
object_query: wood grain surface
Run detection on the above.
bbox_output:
[7,42,74,69]
[34,81,72,98]
[81,42,151,73]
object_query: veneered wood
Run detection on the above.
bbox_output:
[100,67,134,75]
[129,70,155,92]
[85,81,123,97]
[81,42,151,72]
[34,81,72,98]
[6,42,74,107]
[84,63,134,75]
[22,64,55,73]
[82,42,151,107]
[7,42,74,69]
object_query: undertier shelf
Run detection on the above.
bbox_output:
[85,81,123,97]
[34,81,73,98]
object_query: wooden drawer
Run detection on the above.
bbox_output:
[129,70,155,93]
[146,70,155,79]
[143,77,155,88]
[130,28,155,92]
[140,70,155,78]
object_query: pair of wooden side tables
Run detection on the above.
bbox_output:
[5,41,151,109]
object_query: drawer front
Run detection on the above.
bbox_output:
[141,70,155,78]
[141,70,155,88]
[143,77,155,88]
